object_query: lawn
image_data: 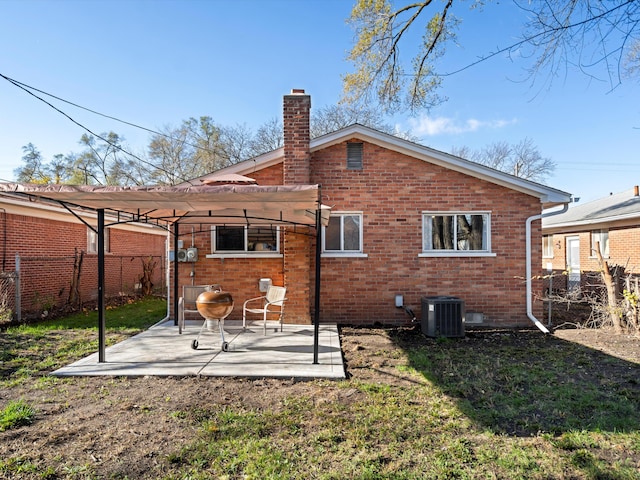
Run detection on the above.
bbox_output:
[0,297,639,479]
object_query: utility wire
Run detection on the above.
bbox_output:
[438,0,637,78]
[0,72,190,184]
[3,74,164,136]
[1,73,220,157]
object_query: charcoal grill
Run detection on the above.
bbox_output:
[192,289,234,351]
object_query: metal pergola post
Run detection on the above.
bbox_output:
[313,195,322,364]
[173,222,179,325]
[97,209,106,363]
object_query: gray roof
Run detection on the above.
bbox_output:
[543,186,640,229]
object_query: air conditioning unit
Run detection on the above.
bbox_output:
[186,247,198,262]
[421,296,465,338]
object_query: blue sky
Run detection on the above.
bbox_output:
[1,0,638,203]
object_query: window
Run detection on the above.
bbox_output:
[422,212,491,255]
[211,226,279,253]
[347,142,363,170]
[542,235,554,258]
[87,227,109,254]
[323,212,363,254]
[591,229,609,258]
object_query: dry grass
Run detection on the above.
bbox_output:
[0,302,639,479]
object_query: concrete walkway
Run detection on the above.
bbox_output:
[52,320,346,379]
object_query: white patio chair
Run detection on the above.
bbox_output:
[242,285,287,335]
[178,284,221,334]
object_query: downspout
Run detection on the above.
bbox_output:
[525,202,569,333]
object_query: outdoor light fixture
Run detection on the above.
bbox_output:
[259,278,272,292]
[395,294,403,308]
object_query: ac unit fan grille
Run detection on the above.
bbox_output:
[421,296,465,338]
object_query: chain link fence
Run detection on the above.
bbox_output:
[0,271,18,324]
[6,254,165,323]
[543,266,640,332]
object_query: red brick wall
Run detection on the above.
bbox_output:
[170,227,315,324]
[610,225,640,270]
[170,226,286,321]
[175,138,545,328]
[543,224,640,290]
[283,227,312,323]
[307,140,543,327]
[283,90,311,185]
[249,164,283,185]
[0,210,166,316]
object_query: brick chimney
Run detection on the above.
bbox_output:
[283,89,311,185]
[282,89,312,324]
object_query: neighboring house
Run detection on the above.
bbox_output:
[0,193,167,319]
[542,186,640,291]
[172,89,571,329]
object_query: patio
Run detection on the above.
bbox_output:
[52,320,346,379]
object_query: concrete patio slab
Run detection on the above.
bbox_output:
[52,320,346,379]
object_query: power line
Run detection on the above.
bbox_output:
[0,72,190,184]
[433,0,637,78]
[3,73,168,138]
[1,73,223,157]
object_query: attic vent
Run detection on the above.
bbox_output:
[347,142,363,170]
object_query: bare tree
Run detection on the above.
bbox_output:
[594,244,623,333]
[219,123,255,164]
[519,0,640,90]
[73,132,143,185]
[249,117,284,157]
[15,102,424,186]
[625,38,640,76]
[248,105,418,158]
[452,137,556,183]
[48,154,72,184]
[147,117,252,184]
[343,0,640,113]
[14,143,49,184]
[147,124,196,185]
[311,103,412,138]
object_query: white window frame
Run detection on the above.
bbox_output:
[87,227,109,254]
[322,211,367,258]
[542,234,554,259]
[420,211,495,257]
[207,225,282,258]
[590,229,609,258]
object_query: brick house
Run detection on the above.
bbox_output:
[176,89,571,329]
[0,192,167,319]
[542,186,640,291]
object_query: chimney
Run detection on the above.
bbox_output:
[635,185,639,197]
[283,89,311,184]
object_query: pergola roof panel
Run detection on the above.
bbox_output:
[0,183,328,227]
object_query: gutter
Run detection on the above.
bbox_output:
[525,203,570,333]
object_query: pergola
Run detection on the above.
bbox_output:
[0,182,329,364]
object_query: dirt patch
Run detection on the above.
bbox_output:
[554,327,640,363]
[1,324,638,478]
